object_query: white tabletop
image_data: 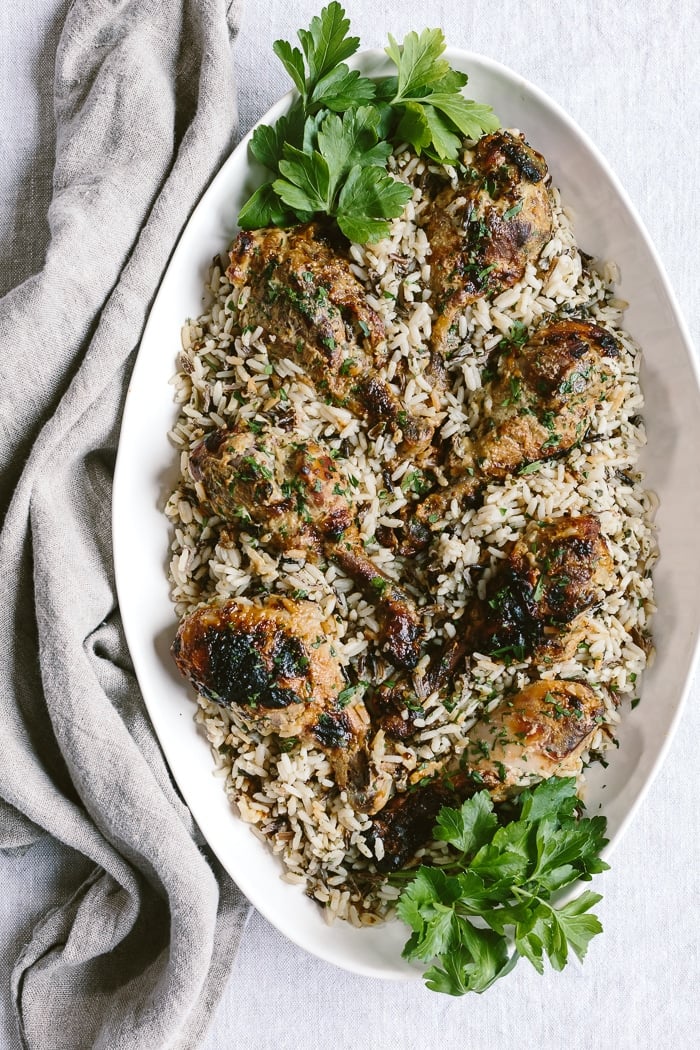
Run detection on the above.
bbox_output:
[2,2,699,1048]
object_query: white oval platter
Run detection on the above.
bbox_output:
[113,49,700,979]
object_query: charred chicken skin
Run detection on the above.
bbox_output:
[422,130,553,358]
[227,223,433,452]
[172,596,391,813]
[469,514,615,663]
[189,423,424,669]
[366,678,605,872]
[398,318,618,552]
[370,514,614,740]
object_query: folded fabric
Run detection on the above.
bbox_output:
[0,1,252,1047]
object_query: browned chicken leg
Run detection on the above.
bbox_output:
[370,514,614,739]
[397,318,618,553]
[189,423,424,669]
[172,595,392,813]
[227,223,433,452]
[469,514,615,663]
[366,678,605,871]
[422,130,553,358]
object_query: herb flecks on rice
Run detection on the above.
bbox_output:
[166,140,656,924]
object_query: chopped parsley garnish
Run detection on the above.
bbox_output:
[401,469,430,496]
[517,460,543,476]
[502,199,524,221]
[499,321,528,349]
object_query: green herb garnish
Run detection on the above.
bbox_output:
[395,777,608,995]
[381,28,499,160]
[502,199,524,221]
[517,460,543,476]
[238,4,499,242]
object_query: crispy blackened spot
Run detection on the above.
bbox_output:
[366,681,424,740]
[360,377,434,452]
[233,230,257,257]
[269,632,307,679]
[379,599,424,671]
[322,506,352,540]
[500,137,547,182]
[312,711,353,749]
[365,778,457,873]
[203,628,301,709]
[198,428,228,458]
[392,515,433,557]
[472,515,615,661]
[598,331,619,357]
[363,376,396,420]
[480,566,542,657]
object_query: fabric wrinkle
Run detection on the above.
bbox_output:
[0,1,250,1048]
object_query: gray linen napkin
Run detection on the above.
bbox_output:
[0,1,253,1047]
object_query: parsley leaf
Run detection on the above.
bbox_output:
[433,791,497,856]
[250,105,305,173]
[275,144,331,212]
[337,165,413,243]
[384,28,499,160]
[386,29,452,99]
[517,460,544,476]
[238,8,499,239]
[555,891,604,961]
[309,64,376,112]
[272,109,412,243]
[298,2,361,85]
[316,106,392,180]
[272,39,307,98]
[427,92,502,142]
[395,777,609,995]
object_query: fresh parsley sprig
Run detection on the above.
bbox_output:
[274,2,376,114]
[395,777,609,995]
[270,106,413,243]
[381,28,500,160]
[238,5,500,242]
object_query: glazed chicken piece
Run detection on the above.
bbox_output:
[422,130,553,358]
[400,319,618,551]
[189,423,424,669]
[366,678,605,872]
[469,514,615,663]
[172,596,392,813]
[369,514,613,740]
[227,223,433,452]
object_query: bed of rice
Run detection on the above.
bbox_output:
[165,136,657,925]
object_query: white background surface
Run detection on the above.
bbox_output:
[2,1,699,1048]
